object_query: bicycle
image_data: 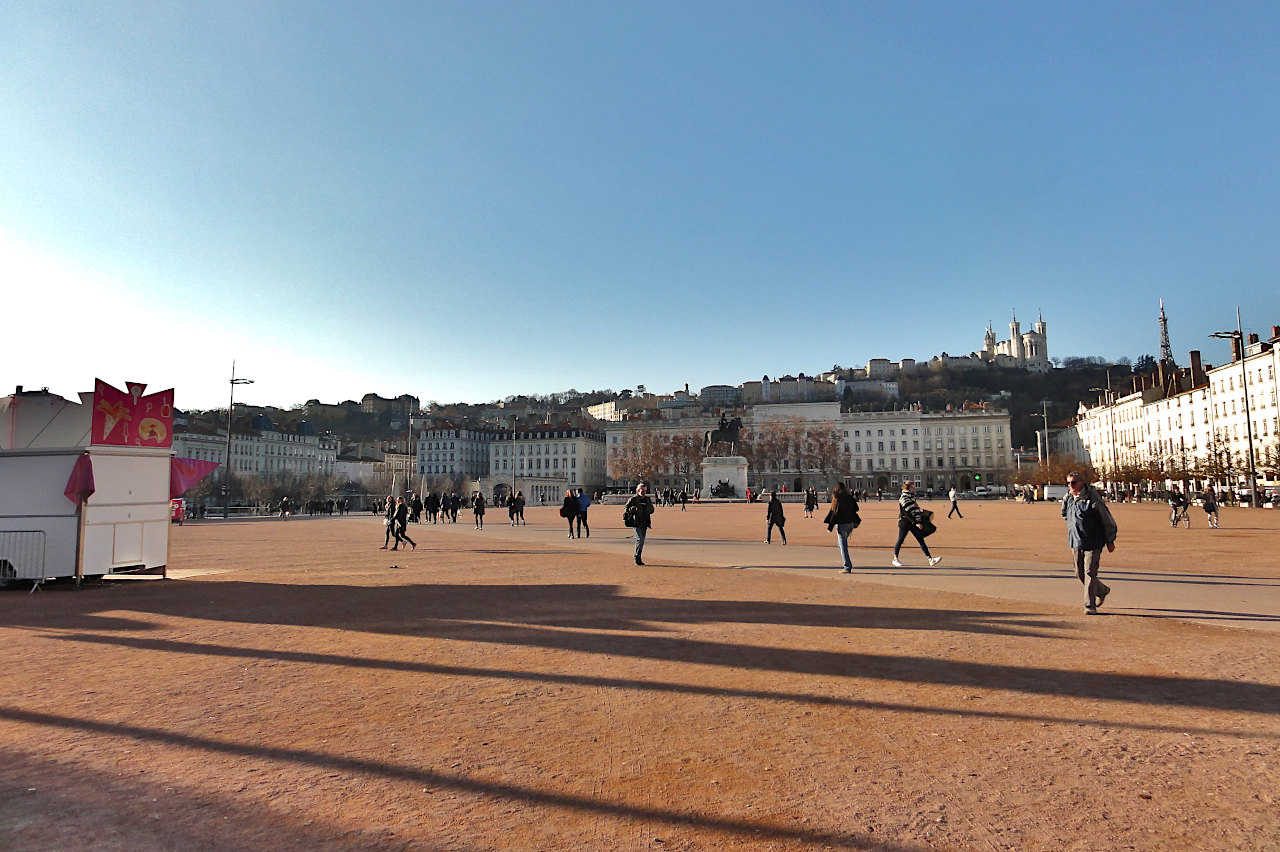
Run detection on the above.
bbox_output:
[1169,503,1190,528]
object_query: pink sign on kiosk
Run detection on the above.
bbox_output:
[91,380,175,448]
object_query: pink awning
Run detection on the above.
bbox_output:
[64,453,96,505]
[170,457,221,499]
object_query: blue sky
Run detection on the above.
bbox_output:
[3,2,1278,411]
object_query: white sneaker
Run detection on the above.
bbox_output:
[891,557,903,567]
[928,556,942,566]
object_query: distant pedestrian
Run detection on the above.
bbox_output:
[825,482,861,572]
[392,497,416,551]
[1061,472,1118,615]
[514,491,526,525]
[575,488,591,538]
[948,487,963,518]
[804,488,818,518]
[765,491,787,544]
[410,493,423,523]
[379,495,395,549]
[473,492,486,529]
[279,495,292,520]
[679,490,688,511]
[892,482,940,567]
[561,489,580,538]
[624,483,655,565]
[1201,487,1219,528]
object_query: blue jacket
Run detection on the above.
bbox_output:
[577,493,591,512]
[1061,485,1118,550]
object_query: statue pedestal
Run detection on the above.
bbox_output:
[701,456,748,499]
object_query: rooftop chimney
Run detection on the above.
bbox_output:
[1231,336,1243,362]
[1247,333,1260,345]
[1189,350,1206,387]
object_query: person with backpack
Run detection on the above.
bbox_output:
[624,483,655,565]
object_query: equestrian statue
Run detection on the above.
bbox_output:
[703,416,744,456]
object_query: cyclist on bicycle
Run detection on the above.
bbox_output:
[1168,485,1189,527]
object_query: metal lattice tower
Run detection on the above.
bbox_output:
[1158,299,1174,365]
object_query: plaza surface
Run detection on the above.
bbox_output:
[2,500,1278,851]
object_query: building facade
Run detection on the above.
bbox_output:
[1057,328,1280,494]
[173,414,336,479]
[603,403,1013,495]
[417,426,495,480]
[484,425,607,505]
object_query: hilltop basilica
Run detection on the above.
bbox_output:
[931,311,1050,373]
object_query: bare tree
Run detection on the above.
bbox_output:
[798,422,847,481]
[608,430,666,484]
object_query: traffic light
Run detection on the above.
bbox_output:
[974,474,982,481]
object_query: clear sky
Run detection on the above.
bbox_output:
[3,2,1278,411]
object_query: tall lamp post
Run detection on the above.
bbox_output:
[1031,400,1051,463]
[223,362,254,519]
[1210,307,1259,507]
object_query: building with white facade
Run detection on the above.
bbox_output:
[484,424,607,505]
[417,425,495,480]
[172,413,336,479]
[1057,327,1280,495]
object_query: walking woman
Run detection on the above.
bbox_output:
[803,487,818,518]
[825,483,860,572]
[1201,486,1219,528]
[765,491,787,544]
[893,482,940,567]
[561,489,580,538]
[392,497,416,551]
[379,495,395,549]
[473,492,486,529]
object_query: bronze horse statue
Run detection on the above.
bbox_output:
[703,417,744,455]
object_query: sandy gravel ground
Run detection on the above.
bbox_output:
[2,499,1278,851]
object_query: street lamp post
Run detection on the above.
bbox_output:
[1031,400,1051,463]
[223,361,254,519]
[1210,307,1259,507]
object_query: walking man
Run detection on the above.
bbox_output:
[625,483,655,565]
[765,490,787,544]
[1061,472,1117,615]
[575,488,591,538]
[947,486,963,518]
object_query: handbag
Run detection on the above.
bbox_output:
[920,519,937,537]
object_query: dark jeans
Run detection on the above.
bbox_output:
[766,520,786,543]
[575,511,589,537]
[634,526,647,562]
[894,524,932,558]
[948,500,962,518]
